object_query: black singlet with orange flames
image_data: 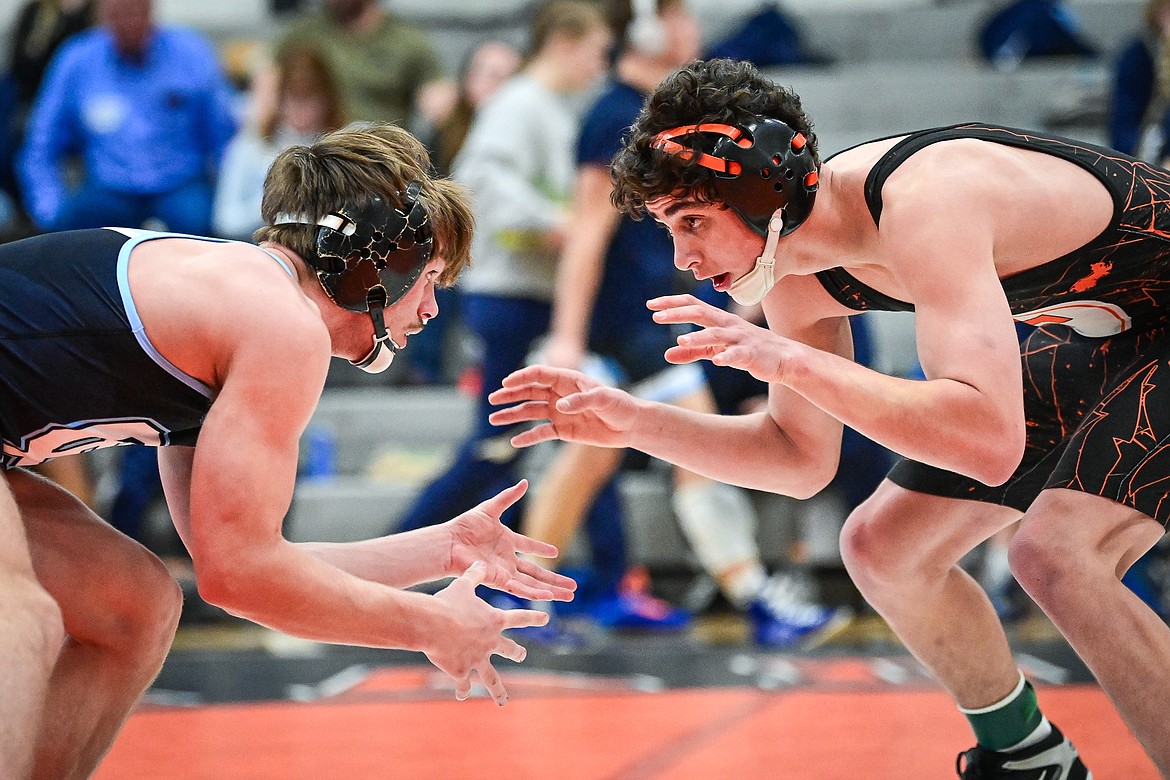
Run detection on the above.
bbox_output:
[815,124,1170,524]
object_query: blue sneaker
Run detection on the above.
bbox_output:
[748,575,852,649]
[590,568,690,632]
[591,591,692,631]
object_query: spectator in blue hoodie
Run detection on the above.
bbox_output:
[18,0,237,235]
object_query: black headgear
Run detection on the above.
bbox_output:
[651,117,819,237]
[273,182,434,374]
[298,181,434,312]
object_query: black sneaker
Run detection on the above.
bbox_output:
[956,725,1091,779]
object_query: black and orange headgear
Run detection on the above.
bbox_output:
[651,117,819,237]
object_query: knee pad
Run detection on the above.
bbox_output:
[672,481,759,575]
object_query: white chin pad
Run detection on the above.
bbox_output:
[351,339,398,374]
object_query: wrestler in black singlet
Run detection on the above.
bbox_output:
[0,228,293,469]
[815,123,1170,525]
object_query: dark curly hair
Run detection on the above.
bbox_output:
[611,58,818,217]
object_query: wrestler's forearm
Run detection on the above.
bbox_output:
[297,524,451,589]
[779,344,1024,486]
[196,538,445,650]
[625,400,839,498]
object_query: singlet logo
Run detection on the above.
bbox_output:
[2,418,170,468]
[1013,300,1132,338]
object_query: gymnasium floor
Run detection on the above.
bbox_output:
[94,611,1159,780]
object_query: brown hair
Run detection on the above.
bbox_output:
[255,122,474,286]
[433,41,519,175]
[611,58,819,217]
[258,44,347,143]
[527,0,607,60]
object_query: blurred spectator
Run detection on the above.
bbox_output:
[976,0,1099,70]
[393,0,619,638]
[1110,0,1170,164]
[17,0,238,234]
[405,39,521,386]
[424,40,522,177]
[2,0,93,222]
[524,0,850,646]
[213,44,346,241]
[275,0,445,128]
[10,0,94,111]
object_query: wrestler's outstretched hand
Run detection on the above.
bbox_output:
[445,480,577,602]
[426,561,547,706]
[649,294,794,384]
[488,366,640,449]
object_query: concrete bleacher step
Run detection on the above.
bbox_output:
[302,386,475,475]
[287,461,832,573]
[286,476,417,543]
[796,0,1142,65]
[766,59,1111,156]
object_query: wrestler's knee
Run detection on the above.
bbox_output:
[1008,510,1081,606]
[125,553,183,657]
[840,503,915,593]
[93,551,183,660]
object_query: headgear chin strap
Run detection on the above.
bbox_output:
[349,289,401,373]
[651,118,819,305]
[726,214,783,306]
[274,182,433,373]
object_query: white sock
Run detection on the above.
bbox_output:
[1004,718,1052,752]
[721,563,767,608]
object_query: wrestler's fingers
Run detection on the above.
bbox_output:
[710,345,753,367]
[476,480,528,516]
[514,556,578,591]
[477,661,509,706]
[664,345,715,364]
[488,382,553,406]
[499,365,592,394]
[553,388,615,415]
[677,327,739,348]
[508,423,560,448]
[489,400,552,426]
[495,635,528,664]
[505,568,576,602]
[646,293,702,310]
[498,365,552,387]
[651,304,730,328]
[509,534,557,561]
[453,674,473,701]
[502,608,551,629]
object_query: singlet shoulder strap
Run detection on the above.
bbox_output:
[811,124,987,313]
[863,123,984,227]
